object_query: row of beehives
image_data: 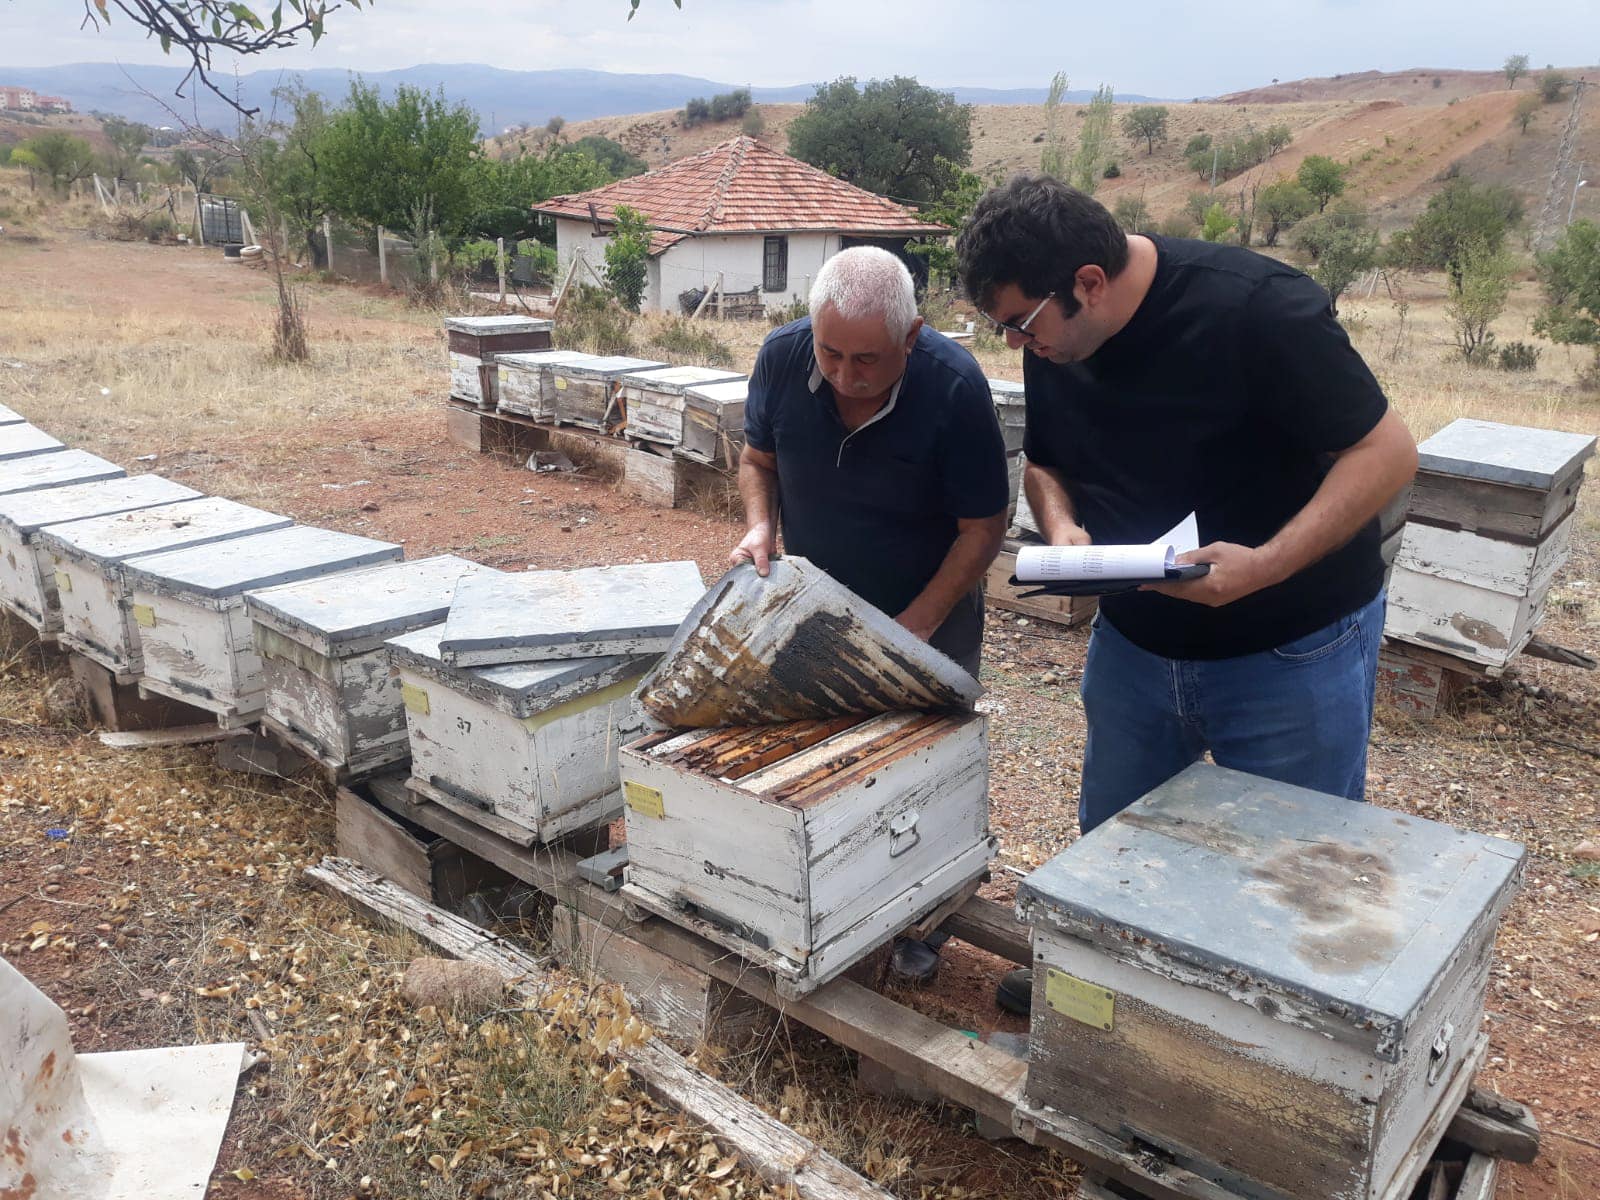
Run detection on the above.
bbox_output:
[445,315,1030,514]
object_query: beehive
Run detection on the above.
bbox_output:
[679,378,749,466]
[1015,763,1525,1200]
[0,403,25,426]
[618,365,745,447]
[1386,419,1594,670]
[0,450,125,498]
[38,497,291,679]
[121,525,402,720]
[246,554,484,776]
[496,350,600,421]
[0,424,65,462]
[0,475,200,636]
[443,315,553,408]
[620,710,994,998]
[548,356,665,429]
[386,624,653,844]
[988,377,1026,454]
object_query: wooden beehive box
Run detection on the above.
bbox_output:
[496,350,599,421]
[0,450,125,498]
[443,315,553,409]
[678,378,749,466]
[0,475,200,637]
[618,365,745,448]
[989,378,1026,454]
[549,356,664,430]
[620,711,995,998]
[385,623,653,844]
[121,525,402,721]
[1015,763,1525,1200]
[246,554,485,777]
[0,424,65,463]
[38,498,292,680]
[1386,419,1594,671]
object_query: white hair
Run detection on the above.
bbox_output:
[809,246,918,341]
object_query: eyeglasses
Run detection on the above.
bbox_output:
[987,292,1055,338]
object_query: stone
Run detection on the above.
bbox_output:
[401,957,506,1012]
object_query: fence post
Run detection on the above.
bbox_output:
[378,225,388,286]
[497,237,507,303]
[429,238,439,284]
[195,193,206,246]
[323,215,334,273]
[281,217,291,260]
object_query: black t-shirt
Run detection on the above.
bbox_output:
[746,318,1010,660]
[1022,237,1389,660]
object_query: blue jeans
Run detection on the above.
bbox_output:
[1078,592,1385,834]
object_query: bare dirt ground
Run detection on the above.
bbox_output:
[2,198,1598,1199]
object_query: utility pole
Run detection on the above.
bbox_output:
[1534,78,1587,251]
[1567,165,1588,226]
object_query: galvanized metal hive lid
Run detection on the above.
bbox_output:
[441,315,553,335]
[987,378,1025,401]
[38,497,292,564]
[0,424,66,460]
[684,379,749,403]
[245,555,486,651]
[1417,418,1596,490]
[0,475,200,537]
[387,622,652,718]
[555,356,665,379]
[497,350,596,370]
[121,525,403,598]
[0,449,125,497]
[621,365,746,393]
[1017,763,1526,1056]
[636,557,984,729]
[0,403,24,425]
[439,561,706,666]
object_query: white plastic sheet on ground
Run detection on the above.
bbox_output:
[1,957,246,1199]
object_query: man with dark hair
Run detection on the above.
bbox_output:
[957,176,1416,1008]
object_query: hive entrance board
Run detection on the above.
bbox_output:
[636,558,982,728]
[438,560,705,667]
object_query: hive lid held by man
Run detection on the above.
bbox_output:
[438,560,706,667]
[1016,762,1526,1057]
[120,525,403,600]
[0,449,126,496]
[1417,418,1595,490]
[0,475,200,538]
[636,557,983,729]
[0,424,66,462]
[245,554,484,657]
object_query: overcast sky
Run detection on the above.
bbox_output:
[5,0,1595,97]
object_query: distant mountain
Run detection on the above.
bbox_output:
[0,62,1162,132]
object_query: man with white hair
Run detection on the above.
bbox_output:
[730,246,1009,677]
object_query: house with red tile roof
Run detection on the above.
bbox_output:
[532,136,947,315]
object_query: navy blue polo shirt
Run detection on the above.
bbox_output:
[745,318,1009,659]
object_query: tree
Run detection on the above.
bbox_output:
[1309,213,1379,316]
[1070,84,1115,195]
[1445,236,1514,361]
[1393,177,1523,287]
[908,161,989,285]
[1534,219,1600,350]
[1257,179,1315,246]
[741,107,765,137]
[570,135,647,178]
[684,89,750,128]
[1538,71,1570,104]
[604,204,652,311]
[102,117,152,182]
[248,82,334,264]
[1296,155,1346,212]
[14,132,97,194]
[1264,123,1292,156]
[1184,132,1214,180]
[170,145,229,191]
[1200,202,1235,243]
[319,79,483,240]
[1504,54,1530,89]
[1040,71,1070,178]
[1515,94,1541,134]
[1111,194,1151,232]
[1120,105,1169,155]
[473,145,611,242]
[786,76,972,206]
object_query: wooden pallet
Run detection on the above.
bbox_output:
[335,774,1537,1200]
[985,548,1096,629]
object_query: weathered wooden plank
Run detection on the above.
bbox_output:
[943,897,1032,965]
[986,549,1097,628]
[623,446,686,507]
[305,856,894,1200]
[1454,1154,1496,1200]
[1444,1088,1540,1164]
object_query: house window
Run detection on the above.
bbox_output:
[763,236,788,293]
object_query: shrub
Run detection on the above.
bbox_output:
[1102,160,1121,179]
[647,317,735,367]
[1497,340,1541,371]
[557,286,638,355]
[766,297,808,326]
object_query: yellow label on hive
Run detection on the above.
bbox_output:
[554,377,568,390]
[55,570,72,593]
[401,683,430,716]
[132,604,156,628]
[1045,969,1115,1031]
[623,780,664,819]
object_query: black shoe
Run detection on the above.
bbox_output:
[889,937,942,986]
[997,967,1032,1015]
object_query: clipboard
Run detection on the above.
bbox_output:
[1011,562,1210,598]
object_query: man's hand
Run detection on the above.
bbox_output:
[1048,521,1093,548]
[1143,541,1280,607]
[729,521,776,576]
